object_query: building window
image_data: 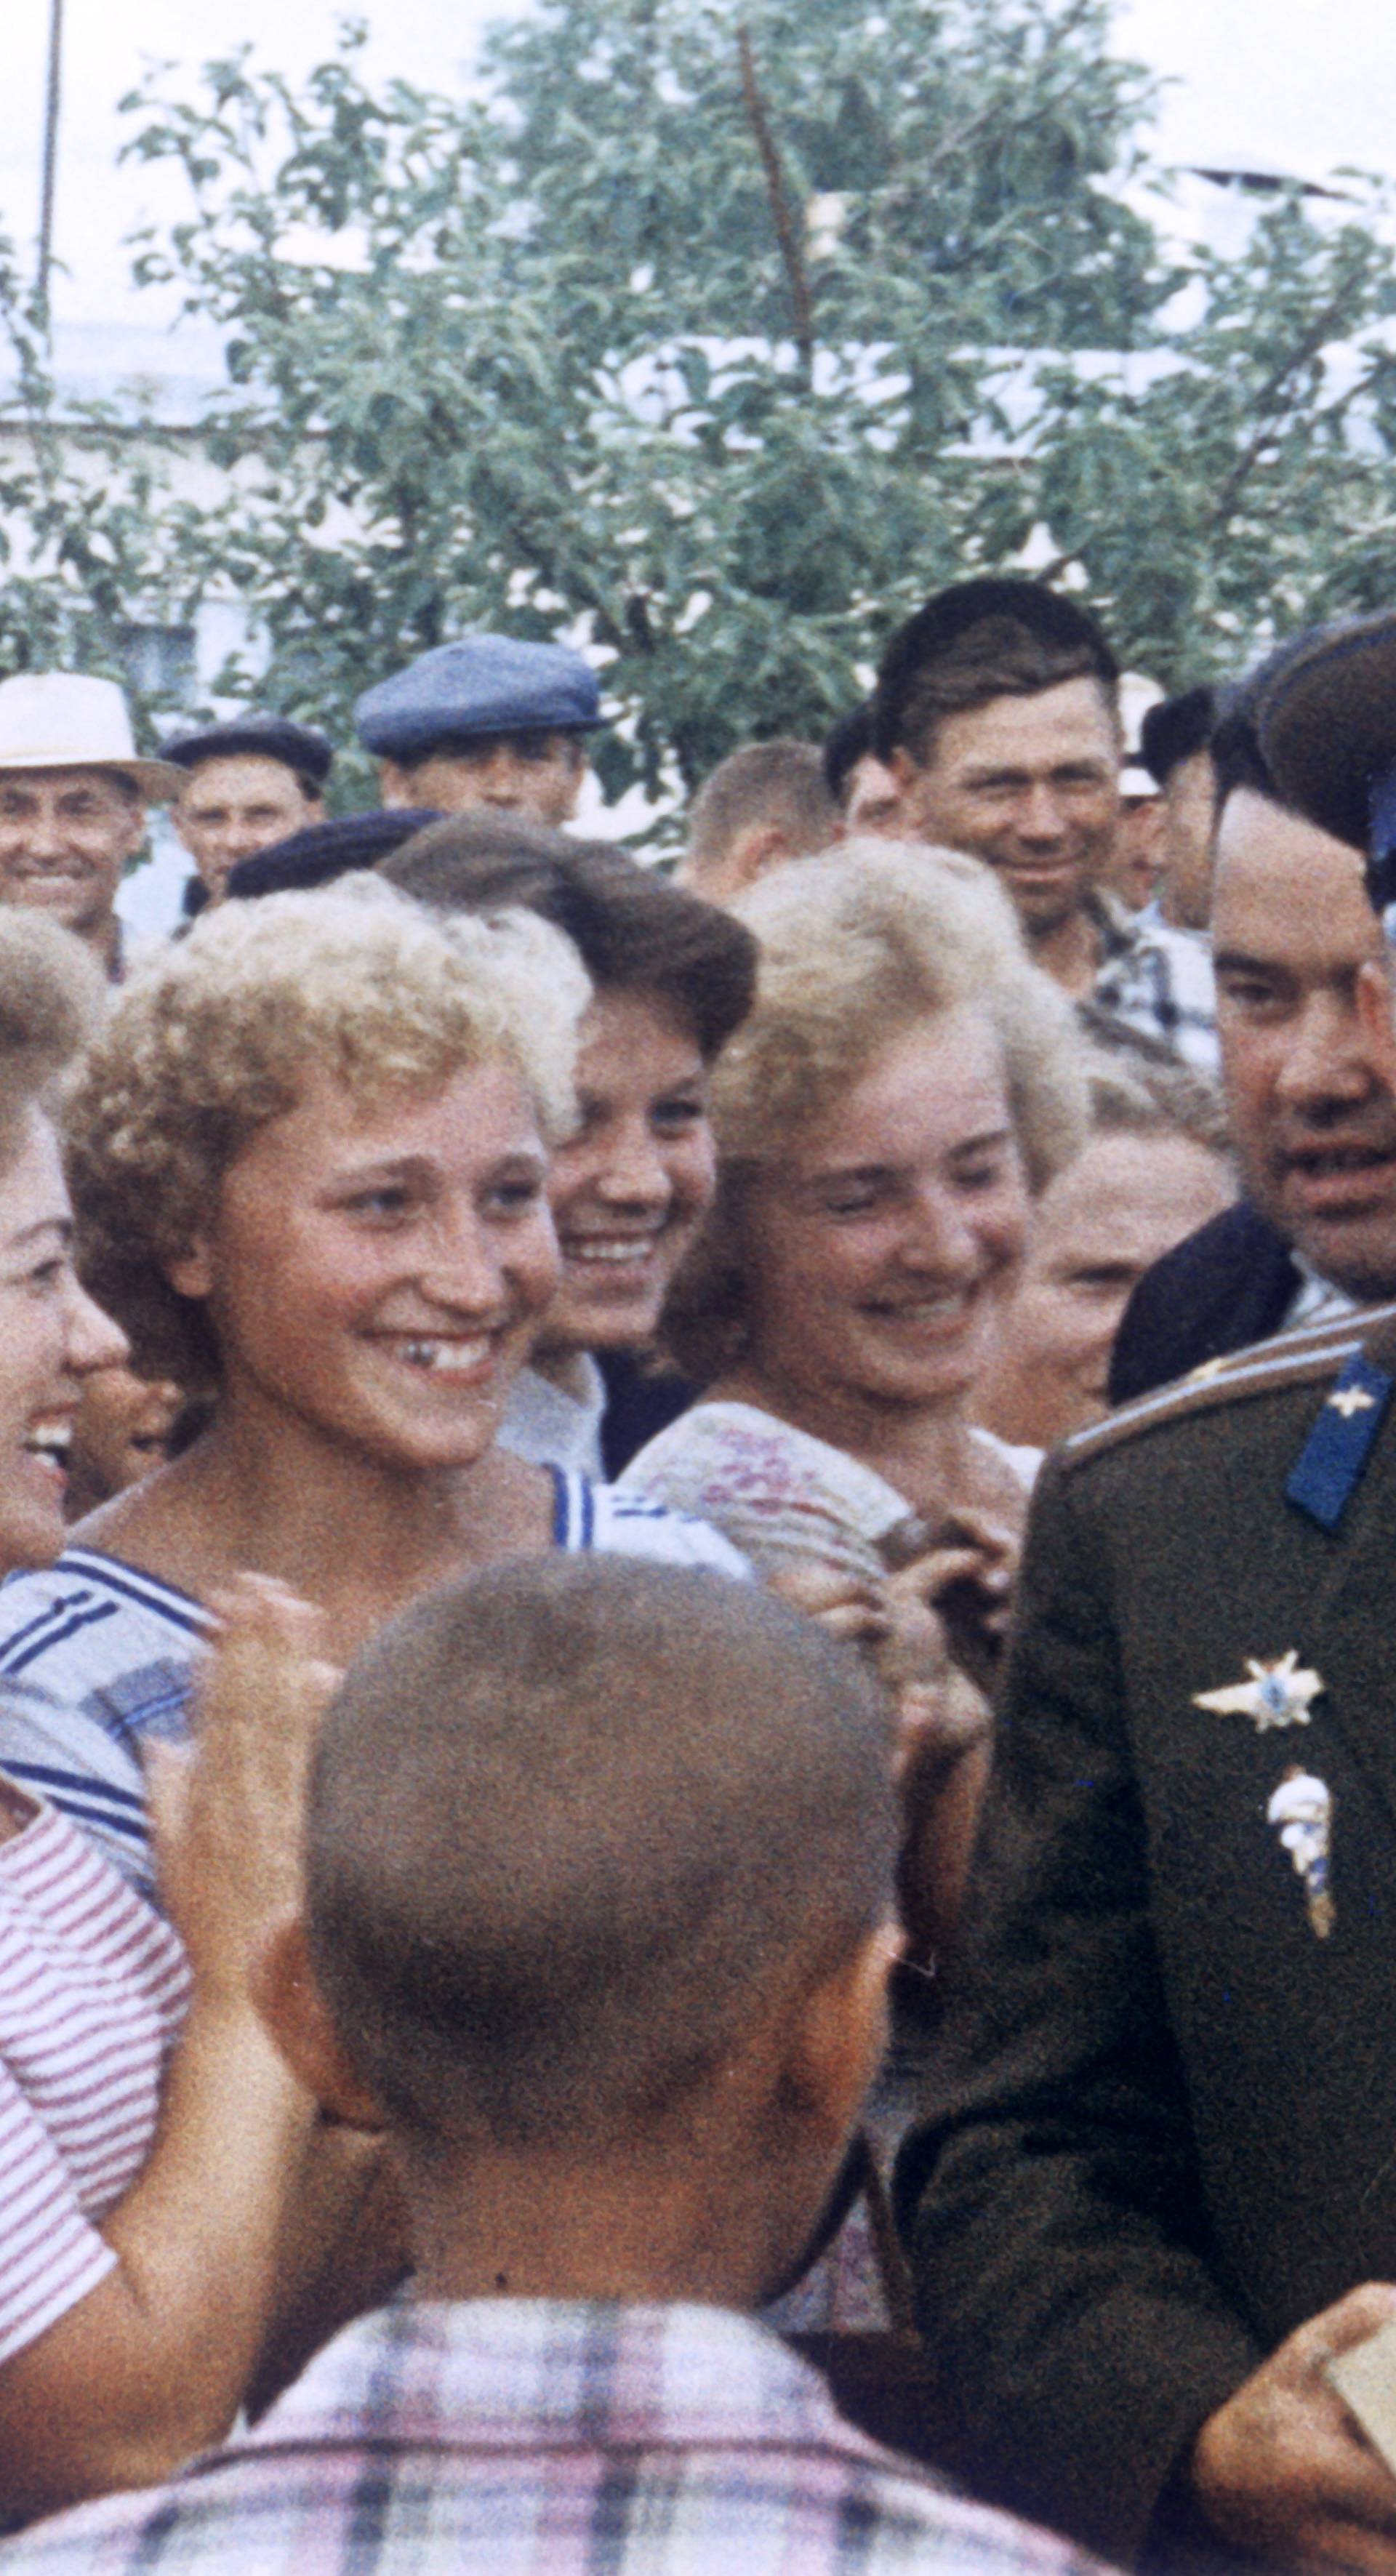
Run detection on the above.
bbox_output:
[118,622,196,707]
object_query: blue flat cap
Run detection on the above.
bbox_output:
[159,712,333,786]
[355,637,601,759]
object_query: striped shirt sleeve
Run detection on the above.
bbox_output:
[0,2050,116,2366]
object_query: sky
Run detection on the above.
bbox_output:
[6,0,1396,329]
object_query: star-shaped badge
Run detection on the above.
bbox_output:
[1328,1386,1376,1421]
[1192,1650,1325,1732]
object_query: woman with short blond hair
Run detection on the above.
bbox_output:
[0,875,743,1898]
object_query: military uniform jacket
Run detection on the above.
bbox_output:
[896,1307,1396,2567]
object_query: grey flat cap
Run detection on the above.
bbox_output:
[355,637,601,758]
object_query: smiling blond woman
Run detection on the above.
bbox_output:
[624,843,1088,1957]
[0,875,744,1898]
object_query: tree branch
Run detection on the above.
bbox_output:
[1207,289,1356,538]
[737,26,814,389]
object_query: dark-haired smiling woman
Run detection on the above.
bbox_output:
[380,814,755,1476]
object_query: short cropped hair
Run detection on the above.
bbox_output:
[685,741,839,873]
[663,841,1089,1381]
[0,914,103,1168]
[65,874,589,1384]
[306,1555,898,2151]
[382,814,756,1062]
[872,579,1120,770]
[1083,1051,1232,1161]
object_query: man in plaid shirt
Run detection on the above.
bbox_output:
[7,1559,1110,2575]
[870,577,1219,1072]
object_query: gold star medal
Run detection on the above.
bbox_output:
[1192,1650,1324,1733]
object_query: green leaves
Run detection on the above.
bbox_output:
[7,0,1396,826]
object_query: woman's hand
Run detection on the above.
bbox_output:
[150,1574,340,2004]
[882,1507,1022,1694]
[766,1553,993,1960]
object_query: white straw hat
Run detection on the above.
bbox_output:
[0,674,184,800]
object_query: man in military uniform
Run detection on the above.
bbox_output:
[896,612,1396,2571]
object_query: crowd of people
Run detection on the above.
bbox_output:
[1,565,1395,2572]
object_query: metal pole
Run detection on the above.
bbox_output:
[38,0,65,329]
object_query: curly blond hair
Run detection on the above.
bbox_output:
[0,912,103,1163]
[663,840,1090,1381]
[65,874,590,1384]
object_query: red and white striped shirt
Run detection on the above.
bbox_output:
[0,1791,189,2365]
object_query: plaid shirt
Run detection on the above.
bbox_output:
[1088,896,1219,1074]
[7,2297,1114,2573]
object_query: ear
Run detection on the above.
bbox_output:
[164,1232,214,1301]
[728,822,793,893]
[253,1918,388,2127]
[888,745,921,792]
[778,1914,903,2138]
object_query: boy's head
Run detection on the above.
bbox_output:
[260,1556,899,2303]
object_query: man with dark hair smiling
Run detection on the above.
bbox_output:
[7,1557,1107,2575]
[872,578,1216,1064]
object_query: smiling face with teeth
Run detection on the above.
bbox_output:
[540,990,716,1355]
[1213,789,1396,1296]
[166,1065,560,1473]
[0,1105,130,1568]
[736,1010,1030,1437]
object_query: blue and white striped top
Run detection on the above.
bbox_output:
[0,1474,747,1894]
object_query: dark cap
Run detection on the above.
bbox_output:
[159,712,334,787]
[1253,611,1396,860]
[1139,687,1216,787]
[355,637,601,761]
[872,577,1118,762]
[222,808,443,899]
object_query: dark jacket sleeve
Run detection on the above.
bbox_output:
[894,1456,1261,2566]
[1108,1204,1298,1407]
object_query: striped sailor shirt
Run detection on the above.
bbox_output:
[0,1479,747,1890]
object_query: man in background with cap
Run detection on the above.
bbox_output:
[1100,673,1166,914]
[160,713,332,913]
[1139,686,1218,939]
[870,578,1217,1067]
[0,673,180,979]
[896,617,1396,2575]
[355,635,600,827]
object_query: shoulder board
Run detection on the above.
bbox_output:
[1062,1299,1396,1472]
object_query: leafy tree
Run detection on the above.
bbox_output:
[108,0,1168,803]
[5,0,1396,822]
[0,232,198,724]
